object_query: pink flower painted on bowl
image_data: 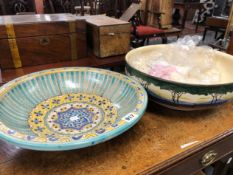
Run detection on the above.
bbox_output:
[149,64,177,80]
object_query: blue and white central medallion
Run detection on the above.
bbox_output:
[46,102,104,135]
[55,107,93,130]
[28,93,120,141]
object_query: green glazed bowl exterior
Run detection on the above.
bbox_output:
[126,45,233,111]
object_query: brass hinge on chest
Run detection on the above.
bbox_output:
[5,23,22,68]
[69,21,78,60]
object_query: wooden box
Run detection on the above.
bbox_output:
[0,14,87,69]
[80,15,130,58]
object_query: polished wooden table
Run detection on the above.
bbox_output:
[1,56,233,175]
[1,54,125,84]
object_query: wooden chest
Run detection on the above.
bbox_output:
[0,14,87,69]
[80,15,130,58]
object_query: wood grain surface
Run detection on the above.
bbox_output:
[1,67,233,174]
[0,14,87,69]
[1,54,125,83]
[141,0,174,28]
[0,14,76,25]
[82,15,130,58]
[0,14,86,39]
[1,57,233,174]
[79,15,129,27]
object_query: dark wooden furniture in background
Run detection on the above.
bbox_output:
[74,0,102,16]
[227,32,233,55]
[113,0,128,18]
[120,2,181,47]
[44,0,74,13]
[43,0,134,17]
[120,2,164,47]
[202,16,228,42]
[142,0,181,44]
[141,0,174,29]
[0,0,6,15]
[158,27,181,43]
[208,1,233,52]
[0,0,36,15]
[74,0,91,16]
[213,0,228,17]
[2,67,233,175]
[112,0,140,18]
[174,1,203,32]
[0,14,87,69]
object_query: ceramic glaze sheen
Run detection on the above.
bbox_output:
[126,45,233,110]
[0,67,148,150]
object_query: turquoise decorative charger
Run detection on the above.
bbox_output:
[0,67,148,151]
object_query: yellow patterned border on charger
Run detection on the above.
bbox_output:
[28,93,118,140]
[0,68,146,143]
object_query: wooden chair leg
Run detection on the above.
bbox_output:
[202,28,207,41]
[217,33,225,40]
[215,31,218,39]
[142,38,146,46]
[131,38,144,48]
[162,37,168,44]
[146,38,150,45]
[195,7,201,33]
[48,0,55,13]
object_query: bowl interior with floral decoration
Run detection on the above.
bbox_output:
[0,67,147,150]
[126,44,233,111]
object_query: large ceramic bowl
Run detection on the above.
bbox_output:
[0,67,147,150]
[126,45,233,111]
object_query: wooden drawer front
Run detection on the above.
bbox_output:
[0,33,86,69]
[99,33,130,57]
[156,133,233,175]
[18,35,70,67]
[0,39,14,68]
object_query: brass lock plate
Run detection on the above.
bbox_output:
[201,150,218,167]
[39,37,50,46]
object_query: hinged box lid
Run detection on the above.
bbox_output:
[78,15,130,58]
[80,15,130,26]
[79,15,130,35]
[0,14,86,39]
